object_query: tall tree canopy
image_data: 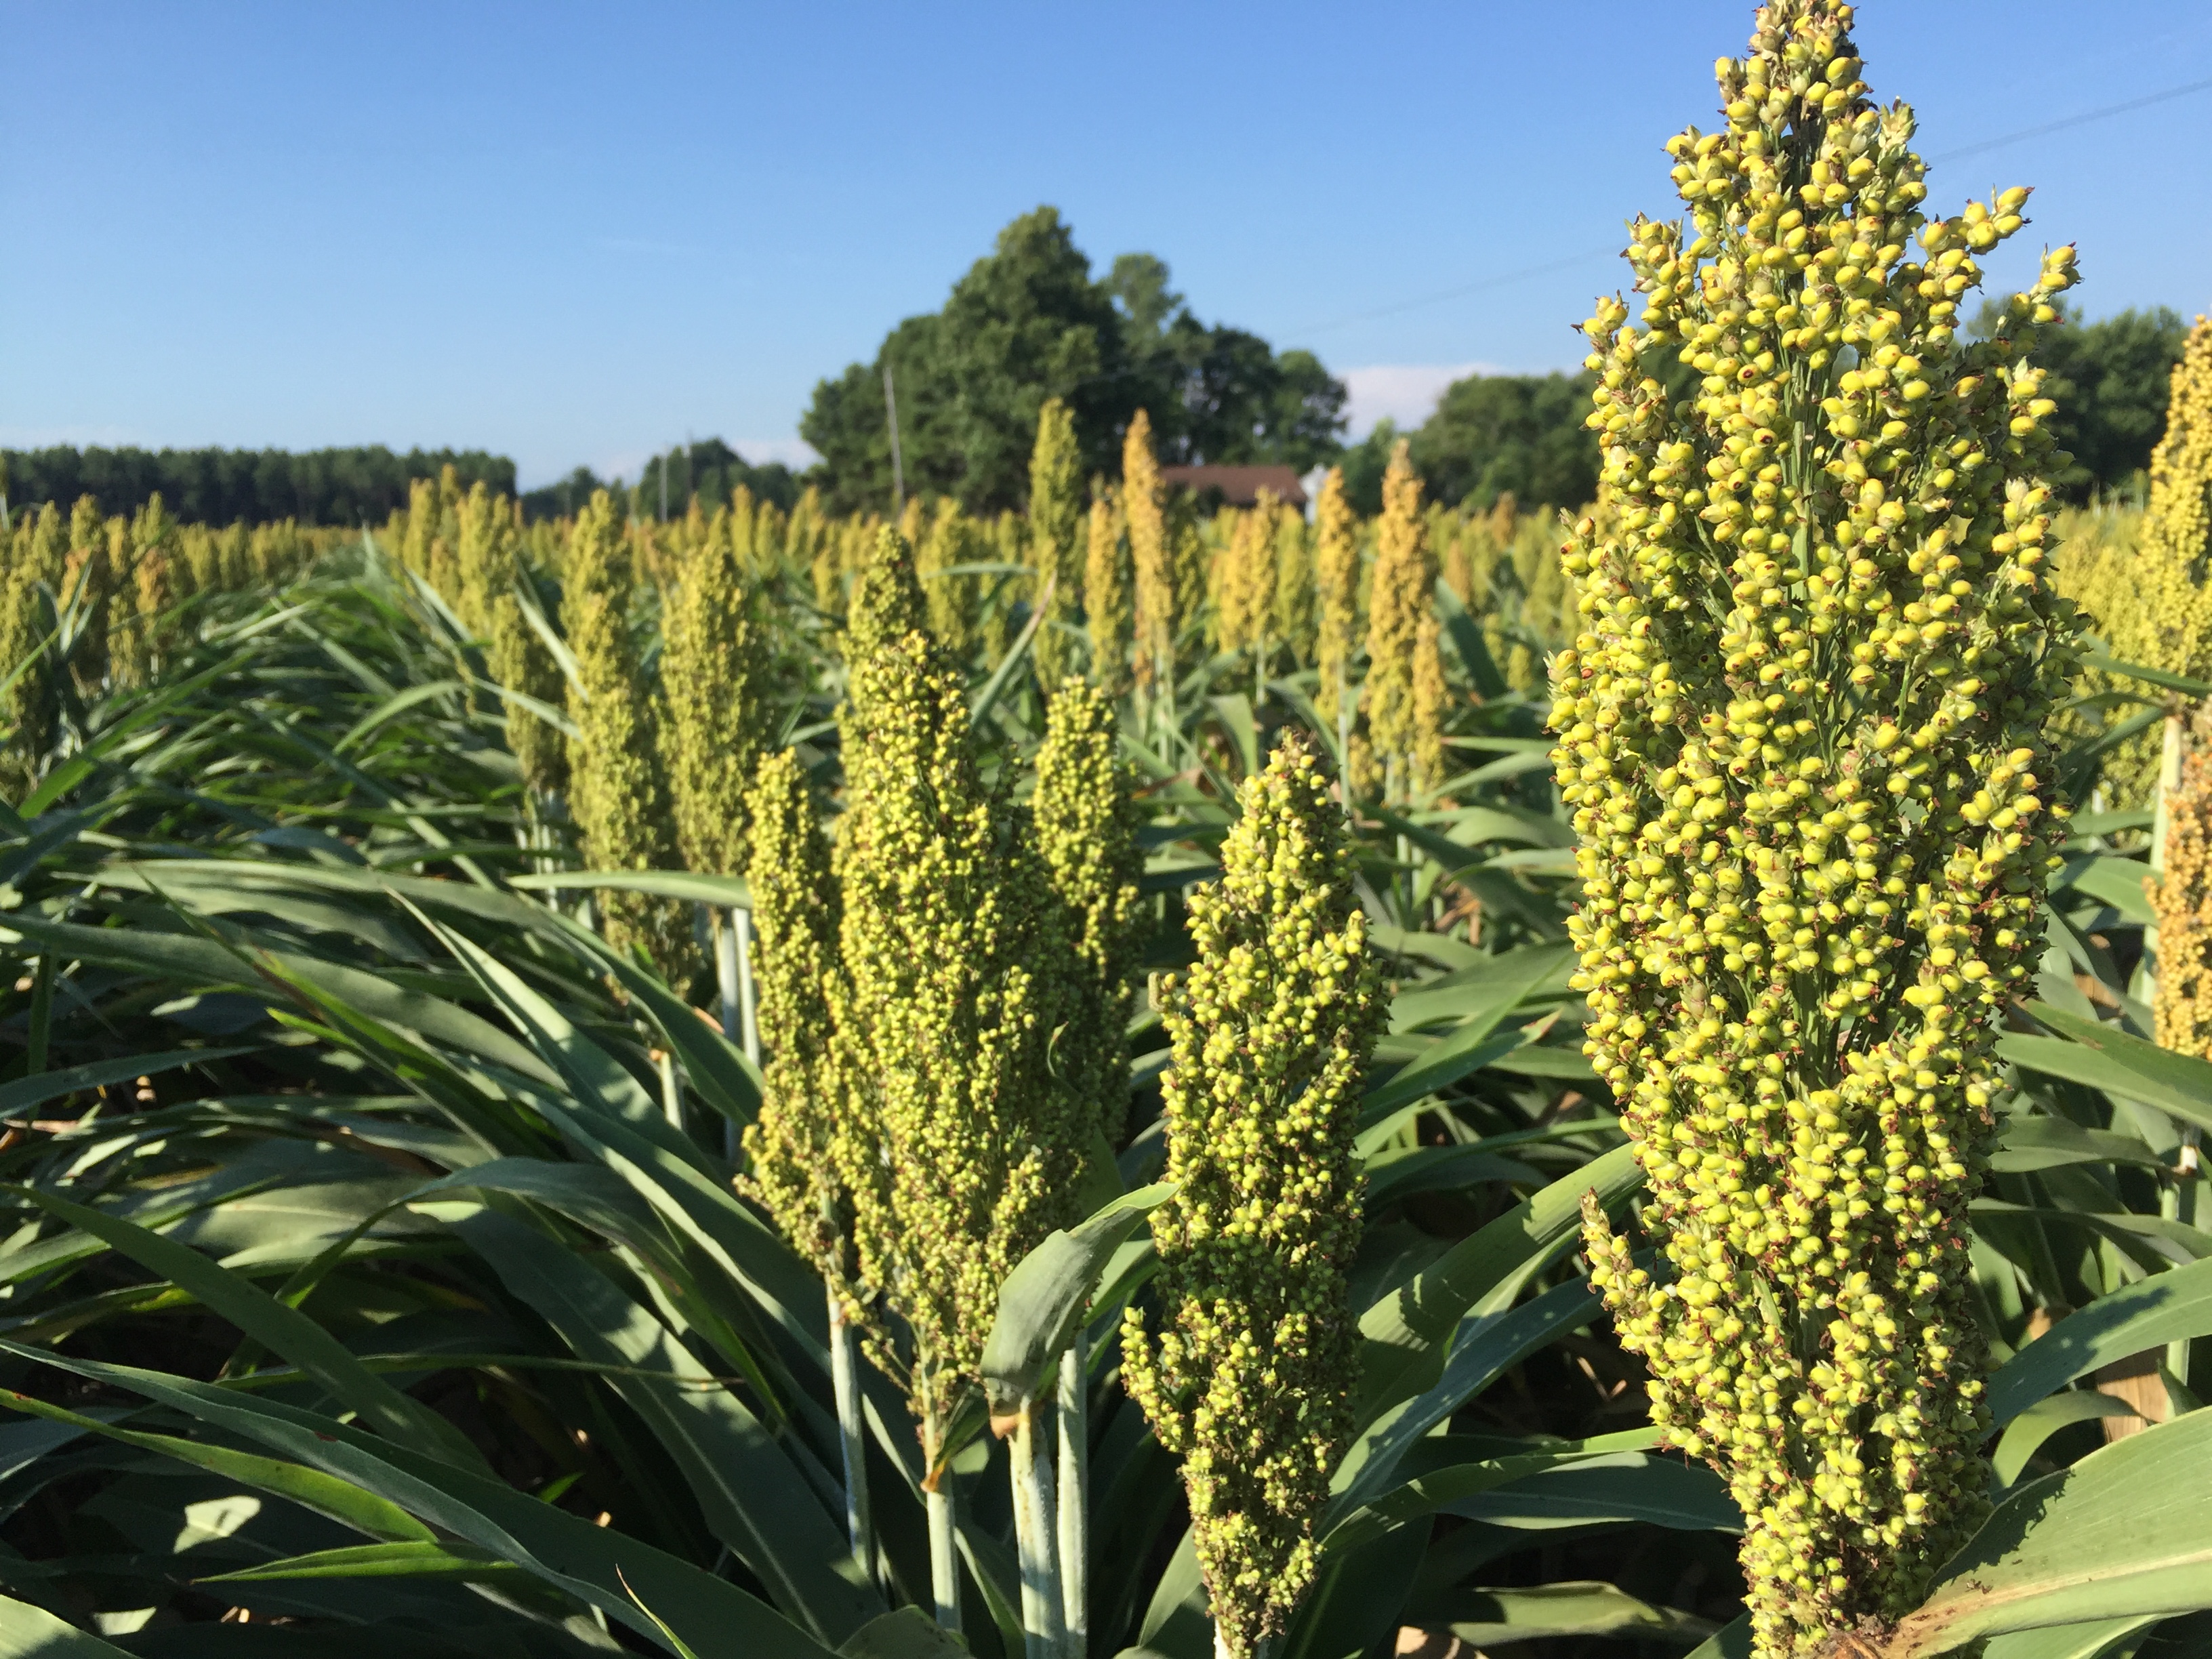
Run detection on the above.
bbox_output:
[2017,302,2189,501]
[1406,371,1601,514]
[801,209,1347,516]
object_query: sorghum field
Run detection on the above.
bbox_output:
[2,5,2209,1658]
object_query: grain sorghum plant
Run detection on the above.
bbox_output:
[1122,735,1386,1659]
[1273,497,1316,667]
[0,559,52,800]
[660,507,773,878]
[1558,4,2083,1652]
[1033,676,1147,1145]
[1030,397,1087,684]
[1364,442,1443,796]
[1314,468,1361,726]
[741,745,854,1290]
[562,489,691,979]
[1086,491,1132,695]
[828,529,1082,1452]
[2094,316,2212,804]
[1126,411,1173,697]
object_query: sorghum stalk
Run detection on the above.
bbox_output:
[2095,317,2212,805]
[1085,492,1132,695]
[1363,441,1443,801]
[1313,468,1360,796]
[660,505,773,881]
[1558,6,2081,1652]
[1031,397,1087,685]
[562,489,691,980]
[1125,411,1173,712]
[1031,676,1145,1656]
[831,529,1084,1633]
[742,745,876,1584]
[1122,735,1386,1659]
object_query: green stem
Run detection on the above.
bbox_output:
[1010,1398,1065,1658]
[924,1414,962,1634]
[827,1288,876,1591]
[1057,1335,1088,1659]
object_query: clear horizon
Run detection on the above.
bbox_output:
[6,1,2209,489]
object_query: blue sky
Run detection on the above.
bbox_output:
[6,1,2209,488]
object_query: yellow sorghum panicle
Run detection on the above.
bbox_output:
[1364,442,1439,794]
[562,489,690,979]
[1125,411,1173,693]
[741,747,859,1297]
[1557,6,2083,1653]
[115,495,176,685]
[912,499,972,658]
[829,528,1081,1443]
[2154,714,2212,1061]
[1030,397,1086,684]
[1410,613,1447,791]
[22,503,66,590]
[1122,736,1386,1659]
[2096,318,2212,804]
[1033,677,1147,1145]
[487,529,569,800]
[0,560,52,799]
[1086,490,1132,694]
[1314,467,1361,722]
[454,483,507,638]
[1213,504,1275,660]
[1273,497,1316,665]
[660,506,773,877]
[177,524,216,599]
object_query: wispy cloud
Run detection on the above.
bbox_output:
[1338,363,1495,436]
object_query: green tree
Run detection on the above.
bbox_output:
[1111,254,1347,470]
[2003,301,2188,500]
[804,213,1348,515]
[1408,369,1601,512]
[804,209,1131,516]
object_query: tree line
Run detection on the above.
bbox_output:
[6,216,2186,530]
[0,445,513,529]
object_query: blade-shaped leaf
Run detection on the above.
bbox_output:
[980,1183,1176,1412]
[449,1207,881,1643]
[0,1591,132,1657]
[1335,1277,1607,1517]
[1887,1407,2212,1656]
[195,1540,520,1582]
[1986,1254,2212,1425]
[1431,1582,1717,1648]
[3,1183,485,1473]
[2002,1003,2212,1135]
[0,1340,841,1659]
[1356,1142,1642,1422]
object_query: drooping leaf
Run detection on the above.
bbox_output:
[2,1184,486,1473]
[1886,1408,2212,1656]
[1355,1142,1642,1421]
[1986,1254,2212,1425]
[980,1182,1176,1412]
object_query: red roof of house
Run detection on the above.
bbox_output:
[1157,464,1308,510]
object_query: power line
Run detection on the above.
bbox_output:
[1289,245,1622,338]
[1277,73,2212,342]
[1929,73,2212,165]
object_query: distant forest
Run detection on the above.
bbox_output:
[0,445,514,528]
[5,291,2181,529]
